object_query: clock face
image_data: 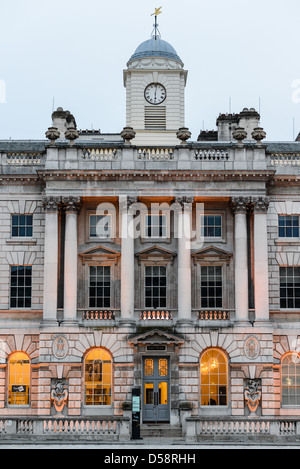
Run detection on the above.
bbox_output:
[144,83,166,105]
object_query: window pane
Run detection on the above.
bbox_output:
[200,266,223,308]
[89,266,111,308]
[200,349,227,406]
[84,349,112,406]
[10,266,32,309]
[278,215,300,238]
[8,352,30,406]
[11,214,33,238]
[145,265,167,308]
[280,266,300,309]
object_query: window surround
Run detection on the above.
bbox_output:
[277,214,300,241]
[9,265,32,310]
[281,352,300,408]
[7,351,30,407]
[85,206,117,243]
[6,213,36,245]
[83,347,113,408]
[140,205,171,243]
[197,210,227,244]
[192,246,233,311]
[79,245,120,310]
[279,266,300,310]
[135,246,176,310]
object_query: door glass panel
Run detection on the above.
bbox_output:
[159,382,168,405]
[145,383,154,404]
[144,359,154,377]
[159,358,168,377]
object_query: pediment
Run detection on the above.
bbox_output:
[79,244,120,261]
[128,329,184,346]
[192,245,233,261]
[135,245,176,262]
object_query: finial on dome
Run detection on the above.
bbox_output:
[151,6,162,39]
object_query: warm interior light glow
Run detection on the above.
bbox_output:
[84,348,112,406]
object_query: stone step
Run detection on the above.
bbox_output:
[141,424,182,438]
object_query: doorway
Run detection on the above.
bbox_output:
[142,356,170,422]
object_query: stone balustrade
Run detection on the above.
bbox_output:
[0,417,130,441]
[140,310,173,320]
[197,309,233,321]
[81,309,118,321]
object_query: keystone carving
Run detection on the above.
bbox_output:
[244,379,262,414]
[50,379,68,414]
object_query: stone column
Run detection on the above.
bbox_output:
[120,196,137,324]
[252,196,269,321]
[62,196,81,324]
[230,197,250,322]
[42,196,61,324]
[176,197,194,323]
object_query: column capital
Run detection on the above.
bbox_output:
[174,196,194,212]
[119,195,138,212]
[61,196,82,213]
[251,196,269,213]
[42,196,62,212]
[230,196,251,214]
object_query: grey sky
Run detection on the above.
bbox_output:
[0,0,300,141]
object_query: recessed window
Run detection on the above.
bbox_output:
[84,348,112,406]
[89,214,112,239]
[280,266,300,309]
[145,265,167,308]
[8,352,30,406]
[10,265,32,308]
[200,265,223,308]
[89,266,111,308]
[11,214,33,237]
[200,349,228,406]
[278,215,299,238]
[145,214,167,238]
[282,353,300,406]
[201,215,222,238]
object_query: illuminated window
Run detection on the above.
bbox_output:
[282,353,300,406]
[200,349,228,406]
[8,352,30,406]
[84,348,112,406]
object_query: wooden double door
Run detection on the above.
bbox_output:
[142,356,170,422]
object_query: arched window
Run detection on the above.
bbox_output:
[8,352,30,406]
[282,353,300,406]
[84,348,112,406]
[200,348,228,406]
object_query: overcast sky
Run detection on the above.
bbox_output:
[1,0,300,142]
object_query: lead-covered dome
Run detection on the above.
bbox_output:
[128,37,183,65]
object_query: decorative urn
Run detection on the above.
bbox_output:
[45,126,60,144]
[176,127,191,144]
[232,126,247,143]
[120,126,136,144]
[251,127,266,143]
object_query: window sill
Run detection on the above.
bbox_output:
[275,239,300,245]
[6,238,37,245]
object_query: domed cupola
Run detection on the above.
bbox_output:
[123,9,188,145]
[128,37,183,67]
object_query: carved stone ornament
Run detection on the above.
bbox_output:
[232,126,247,143]
[244,335,260,360]
[251,196,269,213]
[230,196,251,214]
[45,126,60,144]
[251,127,266,143]
[244,379,262,413]
[50,379,68,414]
[174,196,194,212]
[176,127,191,144]
[61,196,81,213]
[42,196,62,212]
[52,335,69,360]
[64,127,79,144]
[120,126,136,144]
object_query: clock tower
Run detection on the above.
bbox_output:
[123,13,188,145]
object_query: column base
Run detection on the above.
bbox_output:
[117,318,136,329]
[40,319,60,328]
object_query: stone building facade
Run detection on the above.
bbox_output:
[0,22,300,442]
